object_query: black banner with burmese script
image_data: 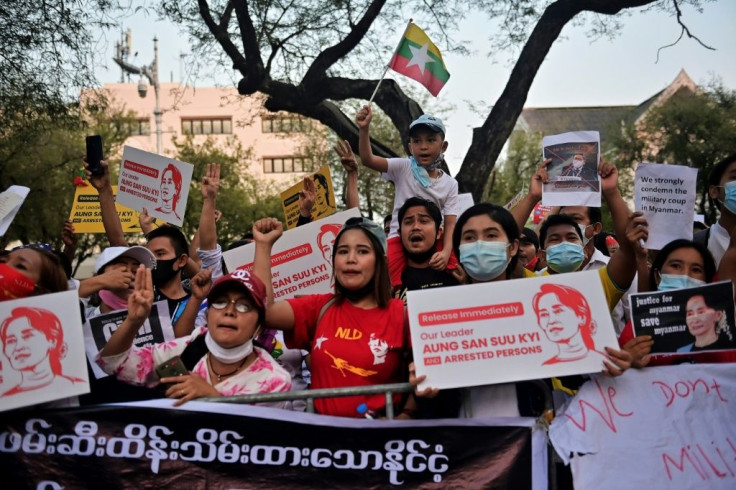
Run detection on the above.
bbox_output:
[407,271,620,391]
[0,400,546,489]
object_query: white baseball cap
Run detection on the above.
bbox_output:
[94,246,156,274]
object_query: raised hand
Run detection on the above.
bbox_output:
[190,268,213,301]
[599,159,620,195]
[298,176,316,217]
[84,158,111,191]
[127,267,154,324]
[201,163,220,200]
[625,211,649,246]
[139,207,156,233]
[333,140,359,174]
[253,217,283,246]
[529,158,551,202]
[61,219,77,249]
[356,104,372,129]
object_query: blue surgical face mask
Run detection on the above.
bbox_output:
[545,242,585,273]
[459,241,510,282]
[720,180,736,215]
[657,273,706,292]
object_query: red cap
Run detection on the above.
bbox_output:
[605,235,619,247]
[207,269,267,312]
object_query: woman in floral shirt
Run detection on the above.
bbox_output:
[97,251,291,406]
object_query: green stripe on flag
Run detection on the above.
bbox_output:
[396,39,450,82]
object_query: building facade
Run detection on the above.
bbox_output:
[90,82,320,185]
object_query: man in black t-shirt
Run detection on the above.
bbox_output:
[393,197,459,303]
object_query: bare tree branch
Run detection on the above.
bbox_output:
[656,0,715,63]
[300,0,387,90]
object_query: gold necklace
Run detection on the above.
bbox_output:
[207,353,248,382]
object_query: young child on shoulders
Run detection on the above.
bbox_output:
[356,105,459,287]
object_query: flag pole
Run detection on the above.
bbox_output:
[368,19,413,104]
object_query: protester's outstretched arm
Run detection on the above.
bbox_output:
[601,162,638,290]
[511,159,551,231]
[99,267,153,357]
[85,159,126,247]
[356,105,389,173]
[254,218,296,331]
[174,269,211,338]
[717,223,736,295]
[198,163,220,250]
[334,140,360,210]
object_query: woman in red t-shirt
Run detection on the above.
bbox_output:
[620,238,736,365]
[255,216,409,418]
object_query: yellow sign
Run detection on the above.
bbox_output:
[69,186,143,234]
[280,165,337,229]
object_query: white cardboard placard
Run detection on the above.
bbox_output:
[407,270,618,390]
[634,162,698,250]
[223,208,361,300]
[116,146,194,227]
[0,186,30,236]
[0,290,89,410]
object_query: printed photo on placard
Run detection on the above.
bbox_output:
[407,270,618,391]
[630,281,736,354]
[82,301,173,379]
[116,146,194,227]
[0,290,89,411]
[281,165,338,229]
[542,131,601,206]
[223,208,361,300]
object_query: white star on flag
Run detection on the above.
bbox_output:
[314,336,328,349]
[405,42,435,75]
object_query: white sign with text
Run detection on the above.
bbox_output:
[116,146,194,227]
[223,208,361,300]
[407,270,618,390]
[635,162,697,250]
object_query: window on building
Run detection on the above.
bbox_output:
[261,114,312,133]
[116,118,151,136]
[262,156,314,173]
[181,117,233,135]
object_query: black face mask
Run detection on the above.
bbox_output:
[339,278,375,302]
[152,257,181,287]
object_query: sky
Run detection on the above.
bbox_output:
[93,1,736,175]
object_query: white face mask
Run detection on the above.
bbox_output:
[577,223,592,247]
[572,157,585,169]
[204,331,253,363]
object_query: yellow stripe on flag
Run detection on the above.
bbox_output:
[404,24,443,61]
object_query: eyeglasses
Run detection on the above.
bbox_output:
[209,298,254,314]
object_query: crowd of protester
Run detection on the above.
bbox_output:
[1,111,735,431]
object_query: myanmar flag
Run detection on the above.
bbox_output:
[389,23,450,96]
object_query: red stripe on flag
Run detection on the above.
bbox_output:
[389,54,447,97]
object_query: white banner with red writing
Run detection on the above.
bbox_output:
[407,270,619,390]
[549,364,736,489]
[116,146,194,227]
[222,208,361,300]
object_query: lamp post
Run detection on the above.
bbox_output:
[113,37,163,154]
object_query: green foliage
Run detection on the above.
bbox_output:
[0,96,134,249]
[486,130,541,205]
[610,79,736,224]
[173,135,284,248]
